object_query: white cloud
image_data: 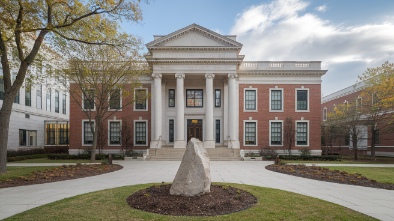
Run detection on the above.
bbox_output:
[316,5,327,12]
[230,0,394,95]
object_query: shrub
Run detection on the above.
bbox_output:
[260,146,278,158]
[44,146,69,154]
[299,147,311,160]
[7,154,48,162]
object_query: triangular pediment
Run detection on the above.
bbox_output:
[146,24,242,48]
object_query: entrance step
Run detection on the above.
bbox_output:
[146,147,241,161]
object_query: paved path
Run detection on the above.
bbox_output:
[1,161,394,220]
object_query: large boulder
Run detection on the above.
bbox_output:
[170,138,211,197]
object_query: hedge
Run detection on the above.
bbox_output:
[47,154,124,160]
[7,146,69,157]
[266,155,341,161]
[7,154,48,162]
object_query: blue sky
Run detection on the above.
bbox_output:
[125,0,394,96]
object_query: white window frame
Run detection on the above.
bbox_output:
[295,88,310,112]
[243,120,258,146]
[108,120,122,146]
[295,120,309,147]
[269,120,283,146]
[108,89,122,111]
[82,120,95,146]
[243,88,258,112]
[134,88,148,111]
[82,89,95,111]
[134,120,148,146]
[323,107,327,121]
[269,88,284,112]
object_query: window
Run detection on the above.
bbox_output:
[244,122,257,145]
[169,119,174,142]
[14,90,20,104]
[296,89,308,111]
[109,89,121,109]
[356,97,362,111]
[19,130,37,146]
[83,90,94,110]
[55,90,59,113]
[25,87,31,106]
[58,123,69,145]
[62,94,66,114]
[323,108,327,121]
[36,85,42,109]
[374,129,380,145]
[83,121,94,145]
[186,89,203,107]
[244,89,256,110]
[0,77,4,100]
[215,89,221,107]
[135,89,147,110]
[45,124,56,145]
[270,122,282,145]
[270,89,283,111]
[215,120,220,143]
[135,121,147,145]
[109,121,121,145]
[46,89,51,111]
[169,89,175,107]
[296,122,308,145]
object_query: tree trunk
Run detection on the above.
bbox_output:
[0,95,14,174]
[353,132,358,161]
[91,122,99,162]
[371,128,376,158]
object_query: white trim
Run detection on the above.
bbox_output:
[243,120,258,146]
[295,88,310,112]
[295,120,309,147]
[134,120,148,146]
[323,107,327,121]
[243,88,258,112]
[82,120,95,146]
[133,88,148,111]
[108,89,122,111]
[269,120,284,147]
[108,120,122,146]
[269,88,284,112]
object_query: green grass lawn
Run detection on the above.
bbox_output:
[8,158,100,164]
[323,167,394,184]
[0,166,57,182]
[4,183,376,221]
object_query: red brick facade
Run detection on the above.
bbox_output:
[69,83,151,153]
[239,84,322,152]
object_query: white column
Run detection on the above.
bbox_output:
[174,73,186,148]
[150,73,162,148]
[204,73,215,148]
[228,73,240,149]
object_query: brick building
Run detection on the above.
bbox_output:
[69,24,327,156]
[321,83,394,156]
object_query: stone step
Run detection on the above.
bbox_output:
[147,147,241,161]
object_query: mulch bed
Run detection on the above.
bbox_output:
[127,184,257,216]
[266,164,394,190]
[0,164,123,189]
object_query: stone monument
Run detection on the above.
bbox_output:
[170,138,211,196]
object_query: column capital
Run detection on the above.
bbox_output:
[204,73,215,79]
[175,73,185,79]
[152,73,162,79]
[228,73,238,79]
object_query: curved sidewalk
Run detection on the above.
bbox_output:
[1,161,393,220]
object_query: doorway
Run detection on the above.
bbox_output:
[187,119,203,142]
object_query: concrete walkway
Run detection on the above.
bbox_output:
[1,161,393,220]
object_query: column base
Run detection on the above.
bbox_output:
[174,140,186,148]
[204,140,215,148]
[150,140,162,149]
[227,140,240,149]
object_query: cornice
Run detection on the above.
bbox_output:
[238,71,326,77]
[146,60,243,64]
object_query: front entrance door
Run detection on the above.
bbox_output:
[187,119,203,142]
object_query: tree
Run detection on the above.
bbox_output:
[283,118,295,155]
[358,62,394,157]
[329,103,366,160]
[0,0,144,173]
[64,44,148,161]
[321,112,347,155]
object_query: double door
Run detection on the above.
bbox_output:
[187,119,203,142]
